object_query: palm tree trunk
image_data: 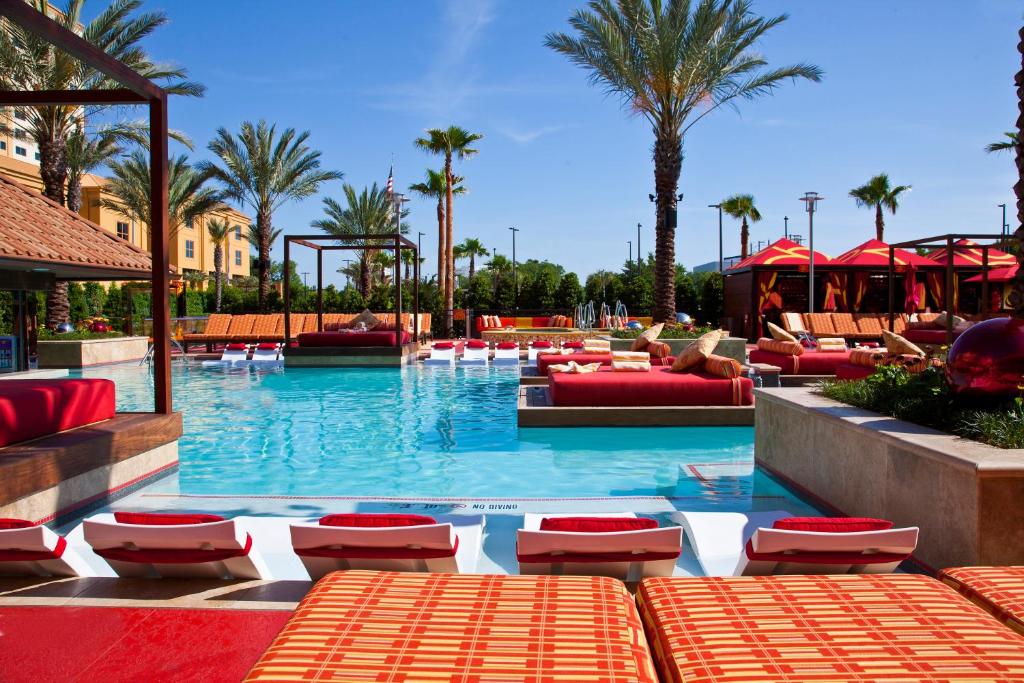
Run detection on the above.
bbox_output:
[360,257,372,298]
[214,246,223,312]
[740,218,750,260]
[436,197,446,305]
[257,209,272,312]
[1013,24,1024,319]
[444,155,455,336]
[652,130,681,323]
[66,175,83,214]
[45,282,70,328]
[875,204,885,242]
[38,135,71,329]
[469,254,475,280]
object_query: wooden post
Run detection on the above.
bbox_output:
[981,247,990,316]
[888,246,895,332]
[283,239,291,345]
[316,248,323,332]
[394,238,402,349]
[149,95,171,414]
[945,237,955,346]
[413,245,420,344]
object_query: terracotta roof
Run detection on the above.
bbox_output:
[830,238,937,268]
[0,172,153,279]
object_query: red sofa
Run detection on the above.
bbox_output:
[296,331,411,347]
[903,328,964,345]
[0,379,116,448]
[747,349,853,375]
[537,353,675,375]
[835,364,876,381]
[549,366,753,407]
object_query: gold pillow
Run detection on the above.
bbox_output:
[351,308,380,329]
[882,330,925,357]
[704,354,743,378]
[756,337,804,356]
[934,311,966,328]
[671,330,720,372]
[647,340,671,358]
[630,322,664,351]
[767,321,797,342]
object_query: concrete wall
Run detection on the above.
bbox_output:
[755,387,1024,570]
[37,336,149,368]
[608,336,747,364]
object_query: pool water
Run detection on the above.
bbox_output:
[71,364,814,512]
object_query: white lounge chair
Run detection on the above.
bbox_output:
[460,340,490,366]
[82,512,270,579]
[201,342,250,367]
[516,512,682,581]
[527,341,554,366]
[289,513,485,578]
[0,520,91,577]
[250,342,282,363]
[493,342,520,365]
[673,510,791,576]
[424,342,456,366]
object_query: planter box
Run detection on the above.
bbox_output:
[37,336,149,368]
[607,335,747,364]
[755,387,1024,570]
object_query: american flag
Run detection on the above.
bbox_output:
[386,165,394,197]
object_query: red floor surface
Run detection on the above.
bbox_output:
[0,606,291,682]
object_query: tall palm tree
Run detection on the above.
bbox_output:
[849,173,911,242]
[414,127,482,333]
[720,194,762,259]
[453,237,488,279]
[546,0,821,322]
[408,168,465,293]
[201,120,342,310]
[311,183,401,297]
[987,131,1018,154]
[102,151,224,239]
[206,218,232,312]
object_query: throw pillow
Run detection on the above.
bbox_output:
[704,354,743,378]
[351,308,380,329]
[882,329,925,357]
[630,322,665,351]
[755,337,804,356]
[934,311,966,328]
[767,321,797,342]
[647,340,671,358]
[671,329,720,372]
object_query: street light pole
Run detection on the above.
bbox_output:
[708,204,723,273]
[784,215,789,239]
[999,203,1008,241]
[509,226,520,313]
[636,223,641,271]
[799,192,824,313]
[627,240,632,267]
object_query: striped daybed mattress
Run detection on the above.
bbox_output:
[941,566,1024,636]
[637,573,1024,682]
[245,570,657,682]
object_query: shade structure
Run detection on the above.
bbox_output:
[728,238,831,271]
[830,239,936,268]
[965,264,1018,283]
[926,239,1017,267]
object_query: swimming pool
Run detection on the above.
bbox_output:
[71,363,815,513]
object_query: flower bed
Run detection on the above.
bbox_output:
[609,323,715,340]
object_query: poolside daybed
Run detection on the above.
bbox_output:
[284,329,418,367]
[941,566,1024,635]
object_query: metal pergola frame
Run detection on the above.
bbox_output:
[888,233,1003,345]
[282,234,419,349]
[0,0,172,413]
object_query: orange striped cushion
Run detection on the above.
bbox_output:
[647,340,671,358]
[941,567,1024,635]
[831,313,858,335]
[246,571,658,682]
[637,574,1024,683]
[703,354,742,378]
[805,312,837,336]
[849,347,886,367]
[755,337,803,356]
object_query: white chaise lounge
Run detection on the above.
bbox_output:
[424,342,457,366]
[460,340,490,366]
[0,520,91,577]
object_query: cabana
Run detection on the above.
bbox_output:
[722,238,832,340]
[823,239,936,314]
[281,233,420,367]
[965,264,1018,311]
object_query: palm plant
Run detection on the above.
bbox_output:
[720,194,762,259]
[246,223,282,252]
[453,237,488,279]
[201,120,342,310]
[206,218,232,312]
[102,151,224,238]
[546,0,821,322]
[311,183,401,297]
[986,132,1018,154]
[414,127,482,333]
[408,168,465,293]
[849,173,911,242]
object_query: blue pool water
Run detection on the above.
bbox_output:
[71,364,809,509]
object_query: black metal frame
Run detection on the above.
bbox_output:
[282,234,419,349]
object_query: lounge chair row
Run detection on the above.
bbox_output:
[1,510,919,582]
[181,312,432,348]
[200,342,282,366]
[780,311,914,340]
[425,339,523,365]
[245,569,1024,681]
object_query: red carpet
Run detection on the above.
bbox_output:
[0,606,291,682]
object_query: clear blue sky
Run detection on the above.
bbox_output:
[91,0,1020,286]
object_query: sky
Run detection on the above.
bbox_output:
[87,0,1021,287]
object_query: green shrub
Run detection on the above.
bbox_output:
[38,328,123,340]
[610,323,715,340]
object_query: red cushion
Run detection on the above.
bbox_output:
[324,322,348,331]
[496,341,518,350]
[549,367,754,407]
[835,363,875,381]
[226,343,248,350]
[562,341,584,349]
[531,317,549,328]
[256,342,278,351]
[433,342,455,350]
[319,513,438,528]
[531,340,553,348]
[0,379,116,448]
[296,331,411,347]
[743,539,909,565]
[0,519,33,530]
[903,328,962,344]
[466,340,488,349]
[773,517,894,533]
[539,517,658,533]
[748,348,853,375]
[113,512,226,525]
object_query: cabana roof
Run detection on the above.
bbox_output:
[829,238,936,268]
[965,264,1018,283]
[728,238,831,271]
[925,238,1017,268]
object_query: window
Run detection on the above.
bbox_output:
[0,141,5,151]
[116,222,129,241]
[235,250,242,266]
[234,225,242,240]
[33,151,39,161]
[185,240,195,259]
[185,217,193,230]
[14,146,26,157]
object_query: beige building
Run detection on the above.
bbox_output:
[0,108,252,288]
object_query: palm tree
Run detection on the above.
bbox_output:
[206,218,232,312]
[986,132,1018,154]
[311,184,400,297]
[0,0,204,207]
[102,151,224,238]
[454,238,488,279]
[849,173,911,242]
[201,121,342,310]
[414,127,482,333]
[408,168,465,292]
[546,0,821,322]
[720,194,762,259]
